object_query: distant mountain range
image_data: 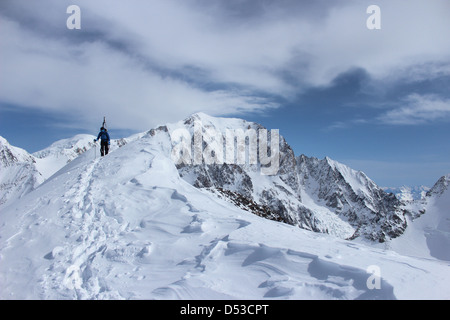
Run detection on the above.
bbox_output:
[383,185,430,202]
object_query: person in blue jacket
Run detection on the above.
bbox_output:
[94,127,110,156]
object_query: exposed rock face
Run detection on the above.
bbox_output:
[170,113,409,242]
[296,155,407,242]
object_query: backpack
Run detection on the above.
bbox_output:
[98,129,110,141]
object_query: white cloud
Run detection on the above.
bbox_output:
[378,94,450,125]
[1,0,450,131]
[0,14,277,131]
[81,0,450,90]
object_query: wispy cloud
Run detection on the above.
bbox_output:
[378,94,450,125]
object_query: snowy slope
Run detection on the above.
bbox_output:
[1,134,100,208]
[1,122,449,300]
[0,132,144,209]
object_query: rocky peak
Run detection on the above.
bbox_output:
[427,174,450,198]
[0,136,35,167]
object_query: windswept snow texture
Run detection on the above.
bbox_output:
[1,124,449,300]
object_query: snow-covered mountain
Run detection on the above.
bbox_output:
[427,175,450,198]
[33,134,97,180]
[1,113,449,300]
[0,136,43,207]
[0,114,435,242]
[388,174,450,261]
[297,155,408,242]
[170,113,407,242]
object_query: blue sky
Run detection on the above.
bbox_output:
[1,0,449,188]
